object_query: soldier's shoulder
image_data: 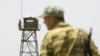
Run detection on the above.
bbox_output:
[47,26,78,37]
[78,28,89,35]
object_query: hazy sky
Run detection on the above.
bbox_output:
[0,0,100,56]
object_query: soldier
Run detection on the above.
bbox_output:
[39,5,100,56]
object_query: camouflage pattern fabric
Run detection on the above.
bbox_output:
[40,22,100,56]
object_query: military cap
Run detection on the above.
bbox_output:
[40,5,64,17]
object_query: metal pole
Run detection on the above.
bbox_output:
[34,31,39,56]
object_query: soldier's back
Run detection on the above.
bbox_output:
[46,26,87,56]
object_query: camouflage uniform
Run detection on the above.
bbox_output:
[40,22,100,56]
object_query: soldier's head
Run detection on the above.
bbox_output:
[40,5,65,30]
